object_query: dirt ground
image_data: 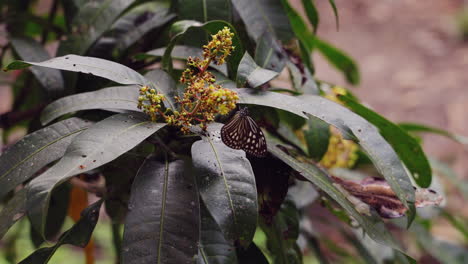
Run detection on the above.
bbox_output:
[302,0,468,180]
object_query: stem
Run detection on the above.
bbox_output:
[41,0,59,44]
[111,223,122,264]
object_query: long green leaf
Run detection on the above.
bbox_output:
[10,37,64,98]
[328,0,339,30]
[19,200,103,264]
[191,124,258,246]
[279,0,315,51]
[234,89,415,217]
[177,0,232,22]
[399,122,468,145]
[301,0,319,33]
[57,0,137,55]
[163,20,243,79]
[26,113,165,236]
[267,140,402,251]
[231,0,294,42]
[0,118,90,199]
[237,52,278,88]
[254,30,287,73]
[339,95,431,188]
[5,55,148,86]
[314,37,360,85]
[122,157,199,264]
[40,86,139,125]
[0,189,27,239]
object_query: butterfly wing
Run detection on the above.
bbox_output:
[221,112,246,150]
[240,116,267,157]
[221,112,267,157]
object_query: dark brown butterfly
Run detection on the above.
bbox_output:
[221,107,267,157]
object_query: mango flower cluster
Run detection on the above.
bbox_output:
[137,27,238,133]
[319,86,359,169]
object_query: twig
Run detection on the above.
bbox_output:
[0,103,46,129]
[41,0,59,44]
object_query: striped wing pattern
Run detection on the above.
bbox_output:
[221,110,267,157]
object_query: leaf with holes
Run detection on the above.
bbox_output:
[26,113,165,236]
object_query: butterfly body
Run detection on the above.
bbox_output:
[221,107,267,157]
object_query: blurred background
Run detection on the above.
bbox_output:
[1,0,467,263]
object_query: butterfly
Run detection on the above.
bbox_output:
[221,107,267,157]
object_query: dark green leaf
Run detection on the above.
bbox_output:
[235,88,415,215]
[40,86,139,125]
[237,52,278,88]
[19,200,103,264]
[339,95,431,188]
[43,183,71,241]
[302,0,319,33]
[4,55,148,86]
[191,124,258,246]
[0,118,90,199]
[314,37,359,85]
[254,31,287,73]
[57,0,137,55]
[231,0,294,42]
[177,0,232,22]
[197,200,238,264]
[26,113,165,236]
[266,140,403,252]
[258,199,301,264]
[10,37,64,98]
[328,0,339,30]
[122,157,199,264]
[304,115,330,161]
[237,242,269,264]
[279,0,315,51]
[399,122,468,145]
[163,20,243,78]
[114,11,175,51]
[0,189,27,239]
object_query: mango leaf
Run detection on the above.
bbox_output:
[177,0,232,22]
[258,199,301,264]
[197,200,238,264]
[328,0,339,30]
[40,86,139,125]
[57,0,137,55]
[10,37,64,98]
[254,31,287,73]
[339,95,431,188]
[314,37,359,85]
[140,46,228,76]
[234,89,415,218]
[114,11,176,51]
[399,122,468,145]
[279,0,315,51]
[163,20,243,78]
[231,0,294,42]
[26,113,165,236]
[0,189,27,239]
[301,0,319,33]
[5,55,148,86]
[19,200,103,264]
[304,115,330,161]
[267,140,403,251]
[0,118,90,199]
[191,124,258,246]
[122,157,199,264]
[237,240,270,264]
[237,52,278,88]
